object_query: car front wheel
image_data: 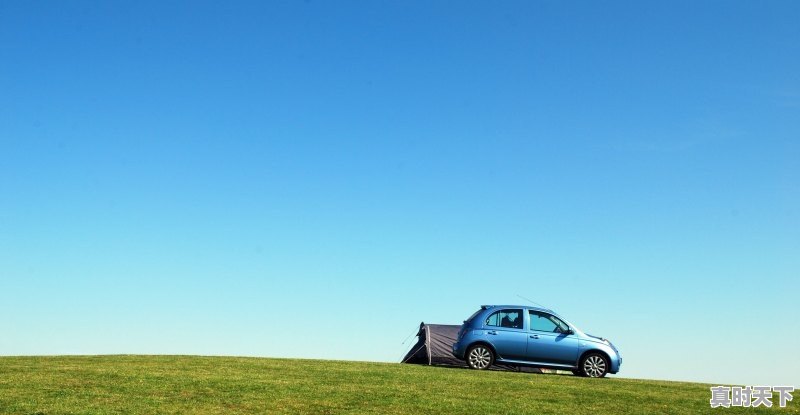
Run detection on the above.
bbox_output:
[580,353,609,378]
[466,345,494,370]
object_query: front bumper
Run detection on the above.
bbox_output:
[609,353,622,374]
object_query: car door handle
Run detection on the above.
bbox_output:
[487,331,497,335]
[530,335,539,339]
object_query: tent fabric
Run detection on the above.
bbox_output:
[402,323,464,366]
[401,322,542,373]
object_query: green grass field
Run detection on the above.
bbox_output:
[0,355,795,414]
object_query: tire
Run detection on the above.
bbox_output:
[572,369,584,377]
[466,344,494,370]
[579,352,609,378]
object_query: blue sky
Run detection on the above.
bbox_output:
[1,1,798,386]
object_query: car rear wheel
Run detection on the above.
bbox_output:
[580,353,609,378]
[466,345,494,370]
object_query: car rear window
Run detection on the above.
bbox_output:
[465,308,483,324]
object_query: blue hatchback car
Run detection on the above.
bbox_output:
[452,305,621,377]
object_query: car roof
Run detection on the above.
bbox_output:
[481,304,557,314]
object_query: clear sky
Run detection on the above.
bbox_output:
[1,1,798,386]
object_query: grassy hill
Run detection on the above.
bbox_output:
[0,355,794,414]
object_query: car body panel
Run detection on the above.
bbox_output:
[527,331,581,365]
[484,328,527,360]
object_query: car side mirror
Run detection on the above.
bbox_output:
[564,329,574,335]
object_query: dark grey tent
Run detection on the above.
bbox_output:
[401,322,542,373]
[402,323,465,366]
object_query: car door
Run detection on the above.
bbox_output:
[483,308,527,360]
[526,310,581,365]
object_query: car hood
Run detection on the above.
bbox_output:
[583,333,609,343]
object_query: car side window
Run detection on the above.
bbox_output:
[529,311,568,333]
[550,315,570,333]
[485,312,499,326]
[485,309,523,329]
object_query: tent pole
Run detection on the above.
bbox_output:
[426,324,432,365]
